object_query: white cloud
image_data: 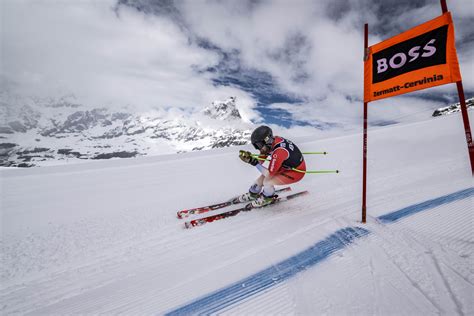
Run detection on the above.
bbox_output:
[1,0,258,112]
[1,0,472,134]
[178,0,472,121]
[178,1,327,94]
[449,0,474,19]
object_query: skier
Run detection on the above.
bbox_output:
[239,125,306,207]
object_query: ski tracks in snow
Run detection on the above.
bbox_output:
[366,197,473,315]
[4,186,472,314]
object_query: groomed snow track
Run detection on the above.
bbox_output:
[1,113,473,315]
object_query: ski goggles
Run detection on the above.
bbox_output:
[252,136,273,150]
[252,141,266,150]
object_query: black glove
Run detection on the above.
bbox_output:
[239,150,259,166]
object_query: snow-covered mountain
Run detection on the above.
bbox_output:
[0,94,252,167]
[432,97,474,117]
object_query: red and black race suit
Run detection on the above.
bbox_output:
[264,136,306,184]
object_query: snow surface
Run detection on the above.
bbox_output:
[1,112,473,315]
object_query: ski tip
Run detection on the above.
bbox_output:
[177,211,189,219]
[184,220,199,229]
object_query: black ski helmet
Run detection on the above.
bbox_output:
[251,125,274,150]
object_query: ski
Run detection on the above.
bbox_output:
[177,187,291,219]
[184,190,309,229]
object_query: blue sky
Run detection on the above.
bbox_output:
[2,0,473,133]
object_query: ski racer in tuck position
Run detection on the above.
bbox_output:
[239,125,306,208]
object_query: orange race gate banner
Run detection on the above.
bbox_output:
[364,12,462,102]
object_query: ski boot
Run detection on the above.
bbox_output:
[251,194,277,208]
[237,191,260,203]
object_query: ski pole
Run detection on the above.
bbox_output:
[250,155,339,174]
[302,151,327,155]
[251,152,327,158]
[292,169,339,174]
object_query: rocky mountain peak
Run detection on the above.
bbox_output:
[432,97,473,117]
[202,97,242,121]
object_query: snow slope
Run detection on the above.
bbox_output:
[1,112,473,315]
